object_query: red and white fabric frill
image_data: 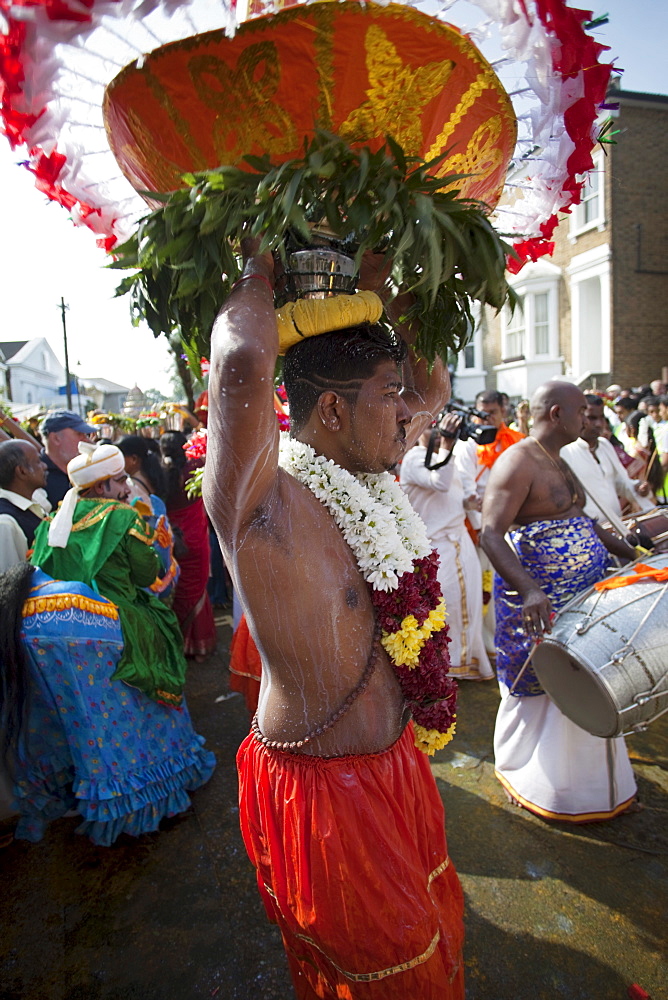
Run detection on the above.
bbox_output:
[0,0,614,267]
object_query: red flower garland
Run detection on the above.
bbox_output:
[369,550,457,739]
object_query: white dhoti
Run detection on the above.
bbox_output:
[436,530,493,681]
[493,517,638,821]
[400,443,493,682]
[494,684,637,822]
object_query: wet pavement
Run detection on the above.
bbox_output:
[1,617,666,1000]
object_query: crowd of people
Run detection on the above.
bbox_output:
[396,379,665,828]
[0,406,222,643]
[0,326,666,994]
[0,406,221,843]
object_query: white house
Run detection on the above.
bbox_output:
[81,377,130,414]
[0,338,66,408]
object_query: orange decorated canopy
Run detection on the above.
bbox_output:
[103,1,516,209]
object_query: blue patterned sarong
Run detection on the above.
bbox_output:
[494,517,609,697]
[11,569,216,845]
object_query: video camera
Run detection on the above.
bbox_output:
[424,402,497,470]
[441,402,498,446]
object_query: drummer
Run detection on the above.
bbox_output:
[480,380,640,823]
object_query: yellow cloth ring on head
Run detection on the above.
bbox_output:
[275,291,384,355]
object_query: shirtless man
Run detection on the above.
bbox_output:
[205,249,464,998]
[480,381,638,822]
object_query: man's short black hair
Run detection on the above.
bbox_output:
[0,441,28,489]
[475,389,504,408]
[614,396,636,412]
[283,323,408,434]
[584,393,604,407]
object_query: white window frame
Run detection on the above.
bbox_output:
[500,260,561,364]
[503,296,526,361]
[567,243,611,380]
[569,148,606,238]
[454,305,488,402]
[455,309,485,375]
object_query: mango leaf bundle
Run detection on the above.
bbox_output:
[110,131,516,365]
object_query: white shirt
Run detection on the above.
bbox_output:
[453,438,482,530]
[0,487,49,574]
[400,444,466,542]
[655,421,668,454]
[615,415,649,453]
[560,437,650,521]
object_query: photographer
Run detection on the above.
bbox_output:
[400,412,494,682]
[463,390,526,658]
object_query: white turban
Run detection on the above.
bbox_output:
[48,441,127,548]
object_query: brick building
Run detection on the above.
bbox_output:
[464,84,668,403]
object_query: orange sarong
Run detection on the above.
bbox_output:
[237,724,465,999]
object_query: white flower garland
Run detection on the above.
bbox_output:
[278,433,430,591]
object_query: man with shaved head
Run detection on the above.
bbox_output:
[480,380,639,823]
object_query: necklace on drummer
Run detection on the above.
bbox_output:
[529,436,581,505]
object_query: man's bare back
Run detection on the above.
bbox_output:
[205,251,447,756]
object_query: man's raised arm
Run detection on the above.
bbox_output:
[204,250,280,545]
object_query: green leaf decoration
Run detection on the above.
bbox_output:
[185,465,205,499]
[110,131,515,365]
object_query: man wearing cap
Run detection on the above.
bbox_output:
[39,410,96,508]
[31,441,188,707]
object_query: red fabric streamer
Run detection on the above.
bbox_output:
[27,149,77,208]
[3,0,96,22]
[0,18,28,103]
[508,238,555,274]
[509,0,614,271]
[96,234,118,252]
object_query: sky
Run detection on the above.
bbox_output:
[0,0,666,400]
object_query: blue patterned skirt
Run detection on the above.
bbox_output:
[494,517,609,697]
[11,570,216,845]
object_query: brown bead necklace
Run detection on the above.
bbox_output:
[251,621,384,755]
[529,435,581,505]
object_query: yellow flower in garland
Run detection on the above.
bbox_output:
[380,598,446,667]
[414,720,457,756]
[482,569,493,616]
